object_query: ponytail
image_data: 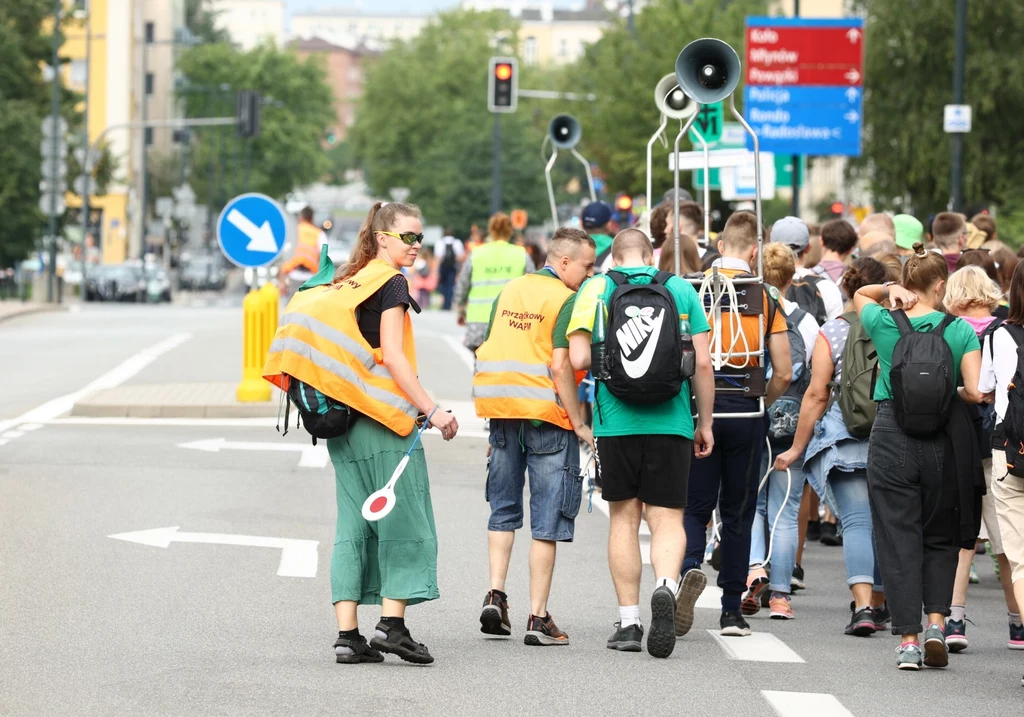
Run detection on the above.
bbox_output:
[337,201,421,280]
[900,241,948,293]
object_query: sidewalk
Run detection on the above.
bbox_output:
[71,382,279,418]
[0,301,66,324]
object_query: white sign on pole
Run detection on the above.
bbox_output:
[173,183,197,205]
[943,104,972,133]
[40,194,66,216]
[40,115,68,137]
[156,196,175,219]
[40,139,68,158]
[721,154,777,201]
[40,179,68,194]
[73,175,90,196]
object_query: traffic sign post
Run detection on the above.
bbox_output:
[216,193,290,269]
[743,17,864,159]
[944,104,972,133]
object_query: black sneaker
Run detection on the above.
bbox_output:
[479,589,512,636]
[806,521,822,542]
[647,585,677,658]
[845,604,876,637]
[791,564,805,591]
[369,622,434,664]
[334,632,384,664]
[873,603,891,632]
[820,522,842,546]
[720,610,751,637]
[607,622,643,652]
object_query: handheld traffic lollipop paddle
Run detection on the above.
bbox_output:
[362,407,437,522]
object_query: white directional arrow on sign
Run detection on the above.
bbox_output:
[844,110,860,123]
[108,526,319,578]
[226,208,278,253]
[845,87,860,103]
[844,69,861,84]
[846,28,862,44]
[178,438,329,468]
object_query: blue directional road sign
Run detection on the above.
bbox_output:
[216,193,290,268]
[744,85,863,157]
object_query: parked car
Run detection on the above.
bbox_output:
[144,267,172,303]
[179,256,227,291]
[84,264,147,302]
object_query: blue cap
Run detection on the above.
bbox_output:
[582,201,613,230]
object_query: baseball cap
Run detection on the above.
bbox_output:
[893,214,925,250]
[582,201,613,230]
[770,216,809,250]
[663,188,694,203]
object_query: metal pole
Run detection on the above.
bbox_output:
[47,0,62,303]
[491,113,501,215]
[672,111,700,277]
[80,2,91,288]
[544,149,559,227]
[627,0,635,35]
[646,115,668,217]
[140,38,149,258]
[790,0,800,218]
[951,0,967,212]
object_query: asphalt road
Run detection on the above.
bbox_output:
[1,302,1022,716]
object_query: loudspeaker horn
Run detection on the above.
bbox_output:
[675,38,741,105]
[654,73,696,121]
[548,114,581,150]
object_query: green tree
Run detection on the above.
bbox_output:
[177,41,336,206]
[852,0,1024,218]
[324,141,353,185]
[349,9,560,234]
[565,0,766,198]
[185,0,231,45]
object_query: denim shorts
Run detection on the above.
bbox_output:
[486,419,582,541]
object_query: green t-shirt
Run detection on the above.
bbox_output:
[567,266,710,439]
[591,233,614,261]
[861,304,981,401]
[484,268,576,349]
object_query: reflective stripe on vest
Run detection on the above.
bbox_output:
[465,241,527,324]
[262,260,420,436]
[472,273,574,430]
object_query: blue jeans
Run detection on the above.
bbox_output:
[750,451,806,594]
[486,419,582,542]
[829,468,883,590]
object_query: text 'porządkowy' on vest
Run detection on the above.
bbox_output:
[263,259,421,437]
[473,273,585,431]
[465,241,527,324]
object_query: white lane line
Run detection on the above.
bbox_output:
[0,332,192,435]
[18,423,43,431]
[443,335,477,374]
[709,630,805,663]
[762,691,855,717]
[1,431,23,439]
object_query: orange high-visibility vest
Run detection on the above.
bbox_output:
[280,221,323,274]
[473,273,584,431]
[263,260,420,436]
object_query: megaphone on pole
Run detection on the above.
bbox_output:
[647,74,698,214]
[543,114,595,227]
[674,38,742,105]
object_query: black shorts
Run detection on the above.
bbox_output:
[594,434,692,508]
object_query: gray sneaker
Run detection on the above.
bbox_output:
[897,643,923,671]
[606,622,643,652]
[675,569,707,637]
[923,623,949,668]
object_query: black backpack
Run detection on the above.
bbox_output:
[603,270,682,405]
[440,240,457,271]
[890,309,956,436]
[283,376,356,445]
[999,324,1024,477]
[786,274,828,327]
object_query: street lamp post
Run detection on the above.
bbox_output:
[951,0,967,212]
[46,0,63,303]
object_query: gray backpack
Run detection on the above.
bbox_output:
[768,306,811,440]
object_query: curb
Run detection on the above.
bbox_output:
[0,303,68,325]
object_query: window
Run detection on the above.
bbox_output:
[145,72,154,95]
[144,127,153,146]
[69,60,87,87]
[524,36,537,65]
[145,22,154,44]
[558,39,568,58]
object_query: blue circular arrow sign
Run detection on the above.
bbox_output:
[216,193,290,268]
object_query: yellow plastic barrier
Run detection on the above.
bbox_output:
[237,287,273,402]
[259,282,280,362]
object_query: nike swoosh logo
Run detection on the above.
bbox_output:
[621,310,664,379]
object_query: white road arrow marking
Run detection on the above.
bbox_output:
[108,526,319,577]
[846,28,862,43]
[844,69,861,84]
[831,128,843,139]
[226,208,278,253]
[844,110,860,123]
[845,87,860,103]
[178,438,329,468]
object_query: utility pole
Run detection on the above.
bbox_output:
[47,0,63,303]
[80,1,92,285]
[627,0,635,35]
[490,114,501,215]
[790,0,800,218]
[951,0,967,212]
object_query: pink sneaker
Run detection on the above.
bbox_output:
[769,594,794,620]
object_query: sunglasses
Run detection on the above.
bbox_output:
[378,231,423,246]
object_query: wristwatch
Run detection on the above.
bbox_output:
[882,281,897,297]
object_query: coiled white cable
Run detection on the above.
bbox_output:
[756,437,792,568]
[695,271,753,370]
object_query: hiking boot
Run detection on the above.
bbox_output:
[720,610,752,637]
[820,522,842,546]
[479,589,511,637]
[944,618,968,653]
[674,569,707,637]
[769,594,794,620]
[872,603,891,632]
[923,623,949,668]
[791,564,805,592]
[741,574,770,616]
[370,622,434,665]
[897,643,923,671]
[1009,622,1024,650]
[647,585,676,659]
[607,622,643,652]
[333,632,384,664]
[845,605,876,637]
[524,613,569,646]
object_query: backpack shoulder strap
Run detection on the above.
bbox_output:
[891,309,913,335]
[650,270,674,287]
[787,306,809,328]
[596,246,613,268]
[840,310,858,325]
[1003,323,1024,347]
[606,269,628,287]
[933,313,955,335]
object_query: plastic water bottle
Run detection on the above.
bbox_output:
[591,298,611,381]
[679,315,696,380]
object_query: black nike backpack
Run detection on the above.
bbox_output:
[603,270,682,405]
[889,309,956,436]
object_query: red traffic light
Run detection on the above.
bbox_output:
[616,195,633,211]
[495,63,513,81]
[831,202,845,215]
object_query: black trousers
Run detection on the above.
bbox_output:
[867,402,960,635]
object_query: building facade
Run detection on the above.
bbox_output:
[290,37,370,144]
[290,10,428,52]
[209,0,285,50]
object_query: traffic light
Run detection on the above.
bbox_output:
[830,201,845,218]
[613,194,634,226]
[488,57,518,113]
[236,90,261,139]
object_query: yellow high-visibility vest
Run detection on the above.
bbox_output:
[465,240,526,324]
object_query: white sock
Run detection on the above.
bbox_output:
[1010,612,1023,628]
[619,604,641,628]
[950,604,966,622]
[658,577,679,595]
